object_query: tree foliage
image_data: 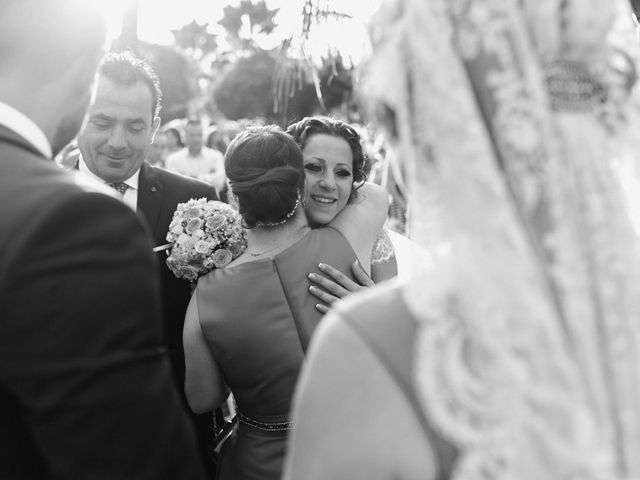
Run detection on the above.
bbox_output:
[212,48,355,126]
[219,0,279,40]
[138,43,199,123]
[171,20,219,59]
[149,0,359,124]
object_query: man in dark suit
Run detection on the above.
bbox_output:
[0,1,207,479]
[75,51,218,473]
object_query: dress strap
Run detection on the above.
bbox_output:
[343,281,457,480]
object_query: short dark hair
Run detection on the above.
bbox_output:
[225,125,304,228]
[98,51,162,119]
[285,116,367,201]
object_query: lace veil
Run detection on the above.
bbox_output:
[363,0,640,478]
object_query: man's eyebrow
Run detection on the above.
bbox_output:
[127,118,148,126]
[90,113,113,120]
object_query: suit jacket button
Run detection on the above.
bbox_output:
[151,186,157,192]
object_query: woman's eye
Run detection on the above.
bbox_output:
[336,170,352,177]
[304,164,322,173]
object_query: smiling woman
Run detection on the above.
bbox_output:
[302,134,355,227]
[286,116,398,283]
[285,117,367,226]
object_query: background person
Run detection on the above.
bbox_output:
[166,118,227,196]
[0,1,207,478]
[147,130,169,167]
[164,126,184,154]
[183,125,388,480]
[205,124,229,154]
[75,51,218,475]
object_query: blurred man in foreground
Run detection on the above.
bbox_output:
[0,1,207,478]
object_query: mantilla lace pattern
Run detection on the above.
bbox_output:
[365,0,640,478]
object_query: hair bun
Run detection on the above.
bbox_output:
[229,165,301,193]
[224,125,304,228]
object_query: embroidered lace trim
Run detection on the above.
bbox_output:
[366,0,640,477]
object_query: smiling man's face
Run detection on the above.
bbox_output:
[78,76,159,182]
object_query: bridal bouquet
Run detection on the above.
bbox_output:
[164,198,247,281]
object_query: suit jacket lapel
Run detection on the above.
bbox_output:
[0,124,47,160]
[138,162,163,239]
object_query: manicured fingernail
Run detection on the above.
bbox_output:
[309,286,317,294]
[308,273,317,280]
[318,263,327,270]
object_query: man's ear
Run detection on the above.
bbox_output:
[150,116,161,141]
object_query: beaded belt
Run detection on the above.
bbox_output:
[236,411,293,432]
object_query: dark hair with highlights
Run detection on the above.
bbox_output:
[98,51,162,119]
[225,125,304,229]
[285,116,367,201]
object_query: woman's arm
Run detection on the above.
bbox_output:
[329,182,389,272]
[183,291,227,413]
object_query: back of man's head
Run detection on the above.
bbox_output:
[0,0,107,155]
[0,0,106,77]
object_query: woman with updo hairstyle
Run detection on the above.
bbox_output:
[225,125,305,228]
[286,116,398,287]
[183,125,388,480]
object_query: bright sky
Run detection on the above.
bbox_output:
[105,0,382,64]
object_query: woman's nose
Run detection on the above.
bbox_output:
[318,175,336,190]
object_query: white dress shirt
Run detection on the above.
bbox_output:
[165,146,226,192]
[0,101,52,159]
[78,157,140,210]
